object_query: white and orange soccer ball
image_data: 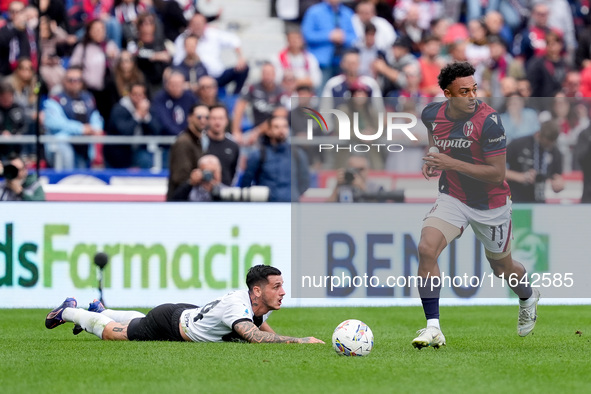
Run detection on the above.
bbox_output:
[332,319,374,357]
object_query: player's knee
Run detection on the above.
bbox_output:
[418,240,438,263]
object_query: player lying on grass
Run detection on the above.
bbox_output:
[45,265,324,344]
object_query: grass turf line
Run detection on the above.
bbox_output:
[0,306,589,393]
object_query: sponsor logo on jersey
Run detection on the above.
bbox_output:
[433,135,474,149]
[463,121,474,137]
[488,134,506,143]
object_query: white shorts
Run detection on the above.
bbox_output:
[424,193,512,254]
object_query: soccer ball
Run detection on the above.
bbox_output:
[332,319,373,356]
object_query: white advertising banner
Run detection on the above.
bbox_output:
[1,203,590,308]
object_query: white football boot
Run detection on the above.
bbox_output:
[412,326,446,349]
[518,289,540,337]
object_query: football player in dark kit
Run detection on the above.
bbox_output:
[413,62,540,349]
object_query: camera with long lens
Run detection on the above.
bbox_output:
[211,186,270,202]
[1,164,19,181]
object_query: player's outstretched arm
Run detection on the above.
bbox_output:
[234,321,324,344]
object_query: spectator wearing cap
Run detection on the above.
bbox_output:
[527,30,567,100]
[355,22,387,79]
[301,0,357,87]
[321,50,383,112]
[272,28,322,90]
[352,1,396,52]
[374,35,418,97]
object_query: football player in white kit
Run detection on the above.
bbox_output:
[45,265,324,344]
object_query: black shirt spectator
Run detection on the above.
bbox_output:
[205,105,239,186]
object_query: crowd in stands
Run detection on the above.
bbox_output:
[0,0,590,202]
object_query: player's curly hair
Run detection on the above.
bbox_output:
[438,62,476,91]
[246,265,282,291]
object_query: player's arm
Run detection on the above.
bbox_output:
[423,153,506,185]
[259,322,275,333]
[233,320,324,344]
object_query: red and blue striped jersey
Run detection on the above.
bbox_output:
[421,100,511,210]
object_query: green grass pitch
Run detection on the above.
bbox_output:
[1,305,590,393]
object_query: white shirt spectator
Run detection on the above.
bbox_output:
[173,26,242,78]
[352,14,396,51]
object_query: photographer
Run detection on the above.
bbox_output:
[327,155,371,203]
[0,154,45,201]
[171,155,228,202]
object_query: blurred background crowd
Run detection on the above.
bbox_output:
[0,0,590,203]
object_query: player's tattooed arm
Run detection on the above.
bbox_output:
[234,321,324,344]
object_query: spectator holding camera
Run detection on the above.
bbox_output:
[0,154,45,201]
[166,104,208,201]
[327,155,371,203]
[240,115,309,202]
[171,154,229,202]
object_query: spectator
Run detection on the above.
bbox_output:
[196,75,222,108]
[70,19,120,124]
[327,155,381,202]
[5,58,37,131]
[395,4,424,55]
[205,105,240,186]
[127,12,171,93]
[232,62,285,146]
[0,80,26,159]
[546,0,575,64]
[240,115,309,202]
[166,103,208,201]
[506,120,564,203]
[562,71,582,98]
[172,154,229,202]
[321,50,382,111]
[39,16,76,92]
[0,154,45,201]
[173,34,208,95]
[152,0,186,42]
[575,123,591,202]
[467,0,526,32]
[445,40,468,63]
[36,0,69,32]
[104,82,160,169]
[465,19,490,71]
[355,22,387,78]
[273,28,322,90]
[483,11,513,50]
[514,3,551,63]
[376,35,418,96]
[516,77,532,99]
[394,0,443,33]
[480,35,525,99]
[301,0,357,86]
[500,93,540,143]
[43,66,104,169]
[398,62,428,100]
[0,1,37,76]
[352,0,396,51]
[551,94,589,172]
[68,0,122,48]
[417,35,443,97]
[113,0,149,47]
[173,13,249,96]
[113,50,146,99]
[291,78,322,168]
[152,71,197,136]
[527,30,567,101]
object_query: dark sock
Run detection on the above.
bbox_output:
[509,270,533,301]
[418,278,441,319]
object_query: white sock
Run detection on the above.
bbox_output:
[101,309,145,324]
[427,318,440,329]
[63,308,114,339]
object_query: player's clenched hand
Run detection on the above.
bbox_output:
[299,337,325,344]
[421,162,439,180]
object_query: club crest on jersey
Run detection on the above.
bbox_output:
[463,121,474,137]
